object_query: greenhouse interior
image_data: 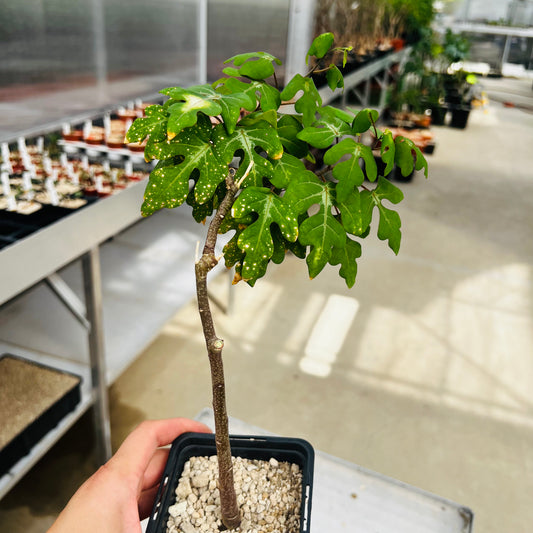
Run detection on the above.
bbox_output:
[0,1,532,532]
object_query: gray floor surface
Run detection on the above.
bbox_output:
[0,78,532,533]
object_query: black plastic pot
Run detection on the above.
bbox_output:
[146,432,315,533]
[449,106,471,129]
[429,105,447,126]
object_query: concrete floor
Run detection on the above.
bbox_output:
[1,79,533,532]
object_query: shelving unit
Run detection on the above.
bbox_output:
[0,178,230,499]
[318,47,412,110]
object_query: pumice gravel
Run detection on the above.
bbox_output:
[166,455,303,533]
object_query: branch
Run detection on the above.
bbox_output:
[195,167,241,530]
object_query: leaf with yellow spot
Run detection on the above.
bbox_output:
[126,105,168,144]
[141,127,227,214]
[161,86,222,138]
[231,187,298,283]
[213,122,283,188]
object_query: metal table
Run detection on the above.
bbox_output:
[191,409,474,533]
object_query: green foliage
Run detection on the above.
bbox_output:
[128,33,428,288]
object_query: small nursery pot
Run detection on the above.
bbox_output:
[146,432,314,533]
[449,105,471,129]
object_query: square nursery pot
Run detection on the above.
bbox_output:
[146,432,314,533]
[449,105,471,129]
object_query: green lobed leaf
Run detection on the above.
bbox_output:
[323,138,377,201]
[162,87,222,138]
[213,122,283,187]
[186,177,227,223]
[284,173,346,279]
[299,200,346,279]
[141,159,190,217]
[380,130,395,176]
[126,105,168,144]
[223,52,282,81]
[270,153,309,189]
[319,105,355,125]
[329,236,362,288]
[297,116,352,149]
[280,74,322,127]
[230,187,298,282]
[143,126,227,208]
[238,109,278,128]
[394,136,429,178]
[352,108,379,135]
[306,32,335,63]
[335,189,369,236]
[277,115,308,158]
[326,64,344,91]
[370,176,404,254]
[222,229,246,269]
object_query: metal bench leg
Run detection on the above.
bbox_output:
[82,247,112,465]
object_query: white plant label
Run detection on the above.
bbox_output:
[45,178,60,206]
[36,137,44,153]
[7,195,17,211]
[22,171,33,191]
[83,120,92,139]
[17,137,27,155]
[1,171,11,196]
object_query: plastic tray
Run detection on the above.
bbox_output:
[0,354,82,477]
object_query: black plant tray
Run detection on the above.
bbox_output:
[147,432,314,533]
[0,354,82,477]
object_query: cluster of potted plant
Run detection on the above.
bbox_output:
[0,136,150,249]
[127,31,427,532]
[386,27,478,129]
[312,0,434,80]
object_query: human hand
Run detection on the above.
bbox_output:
[48,418,211,533]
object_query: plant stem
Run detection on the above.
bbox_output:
[195,168,241,530]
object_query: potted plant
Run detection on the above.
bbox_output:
[126,32,427,532]
[438,30,476,129]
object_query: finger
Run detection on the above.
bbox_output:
[141,448,169,491]
[111,418,210,478]
[138,484,161,520]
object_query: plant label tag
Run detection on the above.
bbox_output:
[1,142,10,159]
[1,171,10,196]
[62,123,71,134]
[83,120,92,139]
[95,175,104,192]
[36,137,44,153]
[43,156,53,175]
[7,194,17,211]
[103,160,110,173]
[60,153,68,168]
[17,137,27,155]
[1,144,12,173]
[125,160,133,175]
[82,155,89,170]
[71,169,79,186]
[45,178,60,206]
[22,172,33,191]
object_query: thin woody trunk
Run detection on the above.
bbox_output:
[194,169,241,530]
